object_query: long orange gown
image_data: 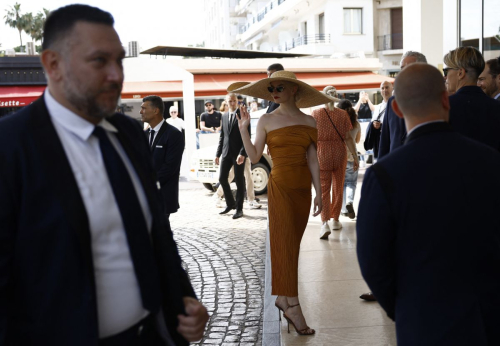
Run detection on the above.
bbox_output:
[267,125,318,297]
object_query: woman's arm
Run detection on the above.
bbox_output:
[306,143,322,216]
[237,105,267,164]
[345,132,359,171]
[367,98,375,112]
[355,127,361,143]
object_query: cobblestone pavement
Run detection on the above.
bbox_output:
[170,183,268,346]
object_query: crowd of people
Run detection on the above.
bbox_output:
[2,3,500,346]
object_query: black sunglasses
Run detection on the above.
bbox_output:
[267,86,285,93]
[443,67,459,77]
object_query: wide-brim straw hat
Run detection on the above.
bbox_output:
[227,71,338,108]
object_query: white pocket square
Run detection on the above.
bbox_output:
[156,145,163,148]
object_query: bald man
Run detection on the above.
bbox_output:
[357,63,500,345]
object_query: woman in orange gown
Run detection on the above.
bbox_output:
[228,71,335,335]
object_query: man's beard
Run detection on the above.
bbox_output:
[64,81,122,119]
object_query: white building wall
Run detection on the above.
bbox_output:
[402,0,444,68]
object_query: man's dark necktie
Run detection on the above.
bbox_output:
[92,126,161,313]
[230,113,235,128]
[149,129,155,149]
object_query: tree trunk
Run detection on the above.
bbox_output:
[18,29,23,51]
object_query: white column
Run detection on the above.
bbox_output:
[402,0,444,68]
[182,72,196,178]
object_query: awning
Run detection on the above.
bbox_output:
[0,86,45,107]
[121,72,393,99]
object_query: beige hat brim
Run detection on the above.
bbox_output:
[227,76,338,108]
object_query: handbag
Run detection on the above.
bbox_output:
[363,107,384,151]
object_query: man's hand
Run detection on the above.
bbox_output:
[236,155,245,165]
[373,121,381,129]
[177,297,209,342]
[215,157,220,165]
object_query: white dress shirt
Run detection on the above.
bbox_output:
[149,119,165,145]
[494,93,500,100]
[166,117,185,132]
[45,91,151,337]
[372,100,388,123]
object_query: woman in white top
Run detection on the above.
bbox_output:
[337,100,361,219]
[166,106,185,132]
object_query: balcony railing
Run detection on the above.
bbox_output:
[239,0,286,34]
[377,33,403,51]
[272,34,331,52]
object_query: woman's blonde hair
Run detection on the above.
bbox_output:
[443,46,485,79]
[323,86,338,110]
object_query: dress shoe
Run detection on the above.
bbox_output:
[340,212,349,217]
[219,206,235,215]
[319,222,331,240]
[359,292,376,301]
[346,203,356,219]
[232,210,243,219]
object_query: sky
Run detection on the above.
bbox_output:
[0,0,205,51]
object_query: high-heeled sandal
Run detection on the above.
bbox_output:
[283,303,315,335]
[275,296,288,321]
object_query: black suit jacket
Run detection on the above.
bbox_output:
[378,96,406,158]
[357,122,500,345]
[449,85,500,151]
[266,101,280,113]
[147,121,184,214]
[0,97,195,346]
[215,110,249,159]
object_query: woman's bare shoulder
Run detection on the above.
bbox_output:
[302,113,317,128]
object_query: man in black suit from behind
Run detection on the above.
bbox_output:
[0,5,208,345]
[444,46,500,151]
[378,51,427,160]
[141,95,184,221]
[266,63,284,113]
[215,93,250,219]
[357,63,500,345]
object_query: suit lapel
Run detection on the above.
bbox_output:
[152,121,168,151]
[29,96,96,291]
[108,117,159,216]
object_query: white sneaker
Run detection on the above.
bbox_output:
[214,195,224,208]
[248,201,262,209]
[319,222,331,240]
[332,220,342,230]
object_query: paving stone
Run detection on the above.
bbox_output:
[170,187,266,345]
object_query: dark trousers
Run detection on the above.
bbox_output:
[99,314,164,346]
[219,156,245,211]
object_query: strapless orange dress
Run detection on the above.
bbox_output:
[267,125,318,296]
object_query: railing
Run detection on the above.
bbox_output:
[377,33,403,51]
[272,34,331,52]
[239,0,286,34]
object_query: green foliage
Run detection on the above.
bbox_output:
[4,4,50,50]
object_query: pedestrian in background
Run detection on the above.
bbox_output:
[313,86,358,239]
[337,99,360,220]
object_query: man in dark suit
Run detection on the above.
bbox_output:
[378,51,427,160]
[357,63,500,345]
[444,46,500,151]
[215,93,249,219]
[141,95,184,221]
[0,5,207,345]
[266,63,284,113]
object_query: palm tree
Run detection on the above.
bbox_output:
[4,3,30,50]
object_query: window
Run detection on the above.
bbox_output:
[459,0,500,59]
[344,8,362,34]
[319,13,325,35]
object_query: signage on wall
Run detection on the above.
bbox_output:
[0,100,23,107]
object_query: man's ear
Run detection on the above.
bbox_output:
[41,49,63,82]
[441,90,450,112]
[392,99,404,119]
